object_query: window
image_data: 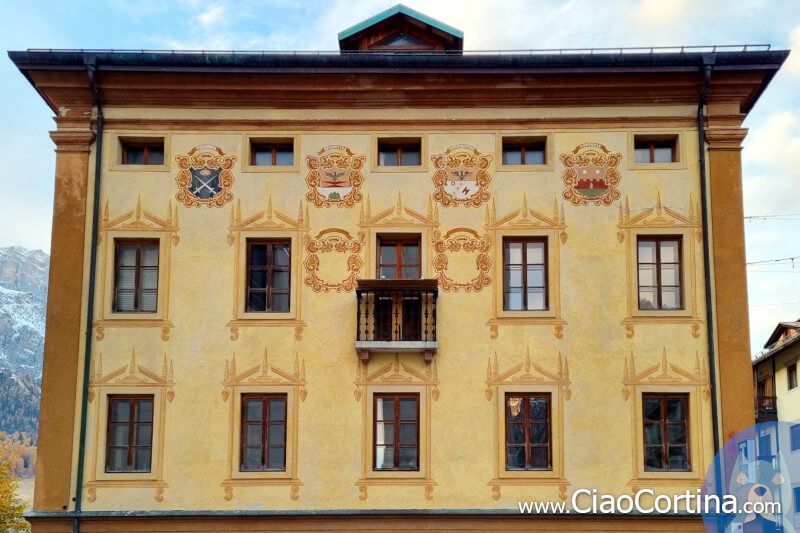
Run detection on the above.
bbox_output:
[795,486,800,514]
[503,237,547,311]
[643,393,689,472]
[251,139,293,166]
[634,136,677,164]
[114,239,159,313]
[758,433,773,460]
[505,393,551,470]
[106,395,154,473]
[121,139,164,165]
[374,393,419,471]
[637,236,682,310]
[246,240,290,312]
[789,364,798,390]
[378,138,421,166]
[792,425,800,451]
[502,139,545,165]
[377,235,420,279]
[240,394,287,471]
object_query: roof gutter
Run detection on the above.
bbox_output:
[72,52,104,533]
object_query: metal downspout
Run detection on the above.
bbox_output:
[72,53,104,533]
[697,58,721,455]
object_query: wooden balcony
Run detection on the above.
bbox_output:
[754,395,778,423]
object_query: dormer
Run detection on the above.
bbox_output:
[338,4,463,52]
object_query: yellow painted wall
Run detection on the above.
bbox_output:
[75,105,716,511]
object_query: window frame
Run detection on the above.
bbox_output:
[628,133,684,170]
[496,134,552,171]
[250,140,294,167]
[502,141,546,166]
[789,363,798,390]
[502,236,549,311]
[113,238,160,314]
[377,234,422,280]
[642,393,691,472]
[372,392,420,472]
[245,238,291,313]
[120,139,165,166]
[636,235,683,311]
[377,138,422,167]
[504,392,552,471]
[239,393,288,472]
[105,394,154,473]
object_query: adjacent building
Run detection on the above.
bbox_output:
[9,5,789,531]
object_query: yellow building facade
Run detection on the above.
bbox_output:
[10,6,789,532]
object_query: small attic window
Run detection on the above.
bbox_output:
[374,32,431,49]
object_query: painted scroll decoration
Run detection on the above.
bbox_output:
[431,144,493,207]
[175,145,237,208]
[432,228,491,292]
[560,142,621,206]
[303,228,365,292]
[305,145,366,208]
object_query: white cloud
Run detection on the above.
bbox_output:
[785,24,800,75]
[630,0,691,26]
[196,5,226,29]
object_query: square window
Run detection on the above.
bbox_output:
[634,136,678,164]
[251,139,294,166]
[121,138,165,165]
[502,137,546,165]
[374,393,419,471]
[377,138,422,167]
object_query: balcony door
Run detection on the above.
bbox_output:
[376,235,421,341]
[757,377,774,396]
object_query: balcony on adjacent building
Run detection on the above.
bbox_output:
[355,279,438,361]
[754,395,778,423]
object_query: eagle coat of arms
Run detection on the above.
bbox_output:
[559,143,622,206]
[175,145,237,208]
[305,145,366,208]
[431,145,493,208]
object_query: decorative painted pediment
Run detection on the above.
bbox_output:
[617,192,700,243]
[221,349,307,402]
[227,194,309,246]
[621,347,709,401]
[89,350,175,401]
[354,355,439,401]
[359,192,439,228]
[485,348,571,401]
[485,195,567,243]
[101,196,180,246]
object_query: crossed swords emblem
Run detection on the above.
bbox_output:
[188,166,223,198]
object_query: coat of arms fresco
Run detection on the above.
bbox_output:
[559,142,622,206]
[430,144,493,208]
[305,145,366,208]
[175,145,237,208]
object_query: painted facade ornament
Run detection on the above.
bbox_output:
[431,144,493,207]
[175,145,237,208]
[432,228,492,292]
[305,145,366,208]
[559,142,622,206]
[303,228,365,292]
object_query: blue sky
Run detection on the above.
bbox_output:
[2,0,799,353]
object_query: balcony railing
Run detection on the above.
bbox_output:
[754,395,778,423]
[355,279,438,361]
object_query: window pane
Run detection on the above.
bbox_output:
[527,265,545,287]
[377,398,395,420]
[638,288,657,310]
[268,398,286,421]
[526,288,545,310]
[125,146,145,164]
[249,269,267,289]
[141,245,159,266]
[108,448,128,471]
[402,266,419,279]
[638,265,656,287]
[380,244,398,265]
[111,400,131,422]
[660,240,679,262]
[379,266,397,279]
[147,147,164,165]
[115,291,135,312]
[508,423,525,444]
[530,398,548,420]
[137,400,153,422]
[273,270,290,289]
[402,244,419,264]
[141,268,158,290]
[505,289,523,310]
[379,149,398,166]
[245,399,263,421]
[525,148,545,165]
[118,245,136,266]
[506,266,523,287]
[272,293,289,312]
[140,292,157,312]
[245,423,262,445]
[275,148,293,166]
[644,423,662,445]
[667,398,685,421]
[668,446,688,470]
[505,242,522,264]
[668,423,686,445]
[274,245,290,266]
[530,446,549,468]
[643,398,661,420]
[377,446,394,469]
[653,146,673,163]
[376,422,393,445]
[503,148,522,165]
[645,446,662,469]
[638,241,656,263]
[110,424,129,446]
[634,147,651,164]
[399,423,416,445]
[135,424,152,446]
[268,423,286,445]
[526,242,544,264]
[401,149,420,166]
[248,291,267,312]
[398,447,417,468]
[267,447,285,470]
[399,398,416,420]
[134,448,151,471]
[530,423,548,444]
[506,446,525,469]
[250,245,268,266]
[661,287,681,309]
[243,447,261,470]
[117,268,136,290]
[253,149,274,166]
[506,397,524,421]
